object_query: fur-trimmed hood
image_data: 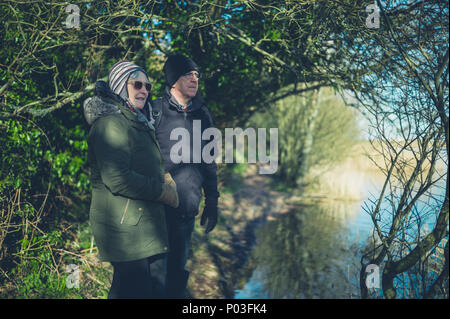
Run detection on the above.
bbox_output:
[83,81,122,125]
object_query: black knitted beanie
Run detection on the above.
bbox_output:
[163,54,199,87]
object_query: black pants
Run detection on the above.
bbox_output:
[165,212,195,298]
[108,253,167,299]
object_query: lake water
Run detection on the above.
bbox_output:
[234,173,448,299]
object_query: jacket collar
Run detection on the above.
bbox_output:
[164,86,205,113]
[119,103,156,135]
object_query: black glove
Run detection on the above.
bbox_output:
[200,198,218,234]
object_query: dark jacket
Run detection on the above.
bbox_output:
[84,81,168,262]
[152,87,220,219]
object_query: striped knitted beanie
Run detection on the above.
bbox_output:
[108,60,147,98]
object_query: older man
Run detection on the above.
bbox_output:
[152,54,220,298]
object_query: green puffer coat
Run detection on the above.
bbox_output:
[84,88,168,262]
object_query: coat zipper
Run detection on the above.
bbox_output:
[120,199,131,224]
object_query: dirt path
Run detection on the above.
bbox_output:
[186,165,294,298]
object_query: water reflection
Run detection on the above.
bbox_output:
[235,200,365,299]
[234,171,447,299]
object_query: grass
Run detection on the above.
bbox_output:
[217,163,247,194]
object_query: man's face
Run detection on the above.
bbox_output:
[173,71,200,100]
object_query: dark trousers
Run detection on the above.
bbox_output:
[108,253,167,299]
[165,212,195,298]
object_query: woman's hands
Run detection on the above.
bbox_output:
[157,173,179,208]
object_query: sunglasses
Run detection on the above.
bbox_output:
[128,80,152,92]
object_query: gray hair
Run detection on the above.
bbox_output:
[129,70,148,81]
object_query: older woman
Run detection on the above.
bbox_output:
[83,60,178,298]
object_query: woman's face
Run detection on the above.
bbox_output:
[126,71,151,109]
